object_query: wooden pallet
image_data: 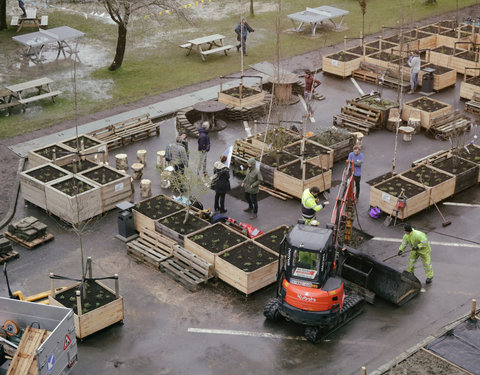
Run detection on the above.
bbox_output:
[127,227,175,269]
[159,244,213,292]
[232,139,261,159]
[6,326,49,375]
[0,250,19,264]
[334,101,382,134]
[5,232,54,250]
[427,110,472,140]
[352,68,381,84]
[465,93,480,115]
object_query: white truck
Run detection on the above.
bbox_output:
[0,297,78,375]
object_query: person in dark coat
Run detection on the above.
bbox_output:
[197,121,210,176]
[234,17,254,56]
[212,155,231,213]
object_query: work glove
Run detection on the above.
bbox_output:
[412,246,419,251]
[323,201,329,206]
[397,250,403,256]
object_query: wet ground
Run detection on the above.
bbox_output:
[1,4,480,375]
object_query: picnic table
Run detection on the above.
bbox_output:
[11,8,48,32]
[193,100,227,131]
[288,5,349,36]
[6,77,61,106]
[180,34,234,62]
[12,26,84,60]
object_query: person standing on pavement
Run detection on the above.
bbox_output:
[241,157,263,220]
[235,17,254,56]
[347,145,364,201]
[304,70,321,117]
[408,50,421,94]
[301,186,329,225]
[197,121,210,176]
[212,155,231,214]
[165,135,188,174]
[398,224,434,284]
[18,0,27,17]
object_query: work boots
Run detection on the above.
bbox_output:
[426,278,433,284]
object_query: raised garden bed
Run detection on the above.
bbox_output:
[284,139,334,169]
[420,64,457,91]
[257,152,299,186]
[451,50,480,75]
[60,134,108,164]
[369,175,429,219]
[218,85,265,107]
[460,75,480,100]
[215,240,278,295]
[402,97,451,129]
[456,144,480,182]
[57,159,98,173]
[429,45,456,68]
[133,194,185,231]
[366,171,396,186]
[253,225,289,254]
[155,209,211,246]
[309,127,355,163]
[437,28,471,49]
[346,45,372,56]
[49,279,123,339]
[81,165,132,212]
[401,164,455,203]
[20,163,71,210]
[45,175,102,224]
[28,143,74,169]
[184,223,248,265]
[365,51,400,69]
[365,40,397,52]
[322,51,363,78]
[432,156,479,193]
[274,160,332,198]
[250,127,301,150]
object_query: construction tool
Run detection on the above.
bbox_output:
[383,249,411,262]
[384,188,406,227]
[418,178,452,227]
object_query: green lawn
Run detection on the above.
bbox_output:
[0,0,477,138]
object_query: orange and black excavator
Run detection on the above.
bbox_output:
[263,161,421,343]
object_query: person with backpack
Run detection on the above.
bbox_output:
[211,155,231,214]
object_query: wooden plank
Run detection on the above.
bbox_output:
[7,326,48,375]
[18,90,62,104]
[0,250,20,264]
[200,44,234,55]
[172,245,212,280]
[5,231,54,250]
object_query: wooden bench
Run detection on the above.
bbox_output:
[127,227,175,270]
[0,102,20,111]
[200,44,234,56]
[40,15,48,27]
[18,90,62,105]
[159,245,213,292]
[179,43,192,49]
[11,16,19,26]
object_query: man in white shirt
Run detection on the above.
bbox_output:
[408,51,421,94]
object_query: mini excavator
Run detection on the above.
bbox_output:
[263,161,421,343]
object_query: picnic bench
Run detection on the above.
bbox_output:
[5,77,61,109]
[180,34,233,62]
[87,114,160,149]
[11,8,48,32]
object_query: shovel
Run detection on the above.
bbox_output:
[383,188,405,227]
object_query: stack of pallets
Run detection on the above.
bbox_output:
[0,234,17,264]
[127,227,175,269]
[427,110,472,140]
[175,106,199,137]
[333,100,382,134]
[465,92,480,115]
[7,326,49,375]
[6,217,53,249]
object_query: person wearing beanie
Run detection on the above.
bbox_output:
[241,157,263,219]
[211,155,230,214]
[398,224,434,284]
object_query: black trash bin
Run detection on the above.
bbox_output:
[421,67,435,94]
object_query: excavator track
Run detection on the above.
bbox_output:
[304,294,365,343]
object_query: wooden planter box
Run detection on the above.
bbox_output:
[214,240,278,295]
[429,46,454,69]
[155,209,211,246]
[273,160,332,198]
[252,224,289,254]
[249,128,301,150]
[364,51,400,70]
[284,139,334,169]
[257,152,299,186]
[132,194,186,232]
[456,144,480,182]
[59,134,108,164]
[416,33,437,50]
[459,77,480,100]
[432,156,479,194]
[322,52,363,78]
[419,64,457,91]
[49,280,124,339]
[402,97,451,129]
[45,175,102,224]
[184,223,248,266]
[20,163,71,210]
[450,51,480,75]
[80,164,132,212]
[309,128,355,163]
[369,175,430,219]
[436,30,470,49]
[218,86,265,107]
[28,143,75,169]
[400,164,455,203]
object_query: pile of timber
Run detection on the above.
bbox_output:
[427,110,472,140]
[333,99,383,134]
[223,93,272,121]
[127,227,175,270]
[176,106,199,138]
[353,62,410,92]
[6,217,53,249]
[88,114,160,149]
[7,326,49,375]
[0,234,13,255]
[465,93,480,115]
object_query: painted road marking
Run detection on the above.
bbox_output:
[188,328,306,341]
[372,237,480,249]
[443,202,480,207]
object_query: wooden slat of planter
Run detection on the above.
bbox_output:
[59,134,109,163]
[7,326,49,375]
[459,80,480,100]
[285,139,334,169]
[402,98,451,129]
[155,209,211,246]
[450,55,479,75]
[133,209,155,232]
[127,241,167,269]
[27,142,75,169]
[322,55,363,78]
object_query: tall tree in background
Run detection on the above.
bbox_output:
[104,0,187,71]
[250,0,254,17]
[358,0,367,46]
[0,0,7,30]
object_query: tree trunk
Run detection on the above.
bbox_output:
[0,0,7,31]
[250,0,254,17]
[109,22,128,71]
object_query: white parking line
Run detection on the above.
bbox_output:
[372,237,480,248]
[443,202,480,207]
[188,328,306,341]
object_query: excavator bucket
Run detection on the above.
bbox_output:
[337,246,421,306]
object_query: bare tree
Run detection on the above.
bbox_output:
[358,0,367,46]
[103,0,188,71]
[0,0,7,30]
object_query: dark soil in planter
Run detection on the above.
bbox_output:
[419,25,444,34]
[367,172,396,186]
[220,242,276,272]
[432,157,476,175]
[61,159,97,173]
[436,20,458,29]
[345,46,366,56]
[284,141,329,160]
[257,128,301,147]
[407,97,448,112]
[83,166,124,185]
[375,177,425,198]
[440,29,469,38]
[278,161,324,180]
[455,50,478,62]
[222,85,261,99]
[34,144,72,160]
[416,31,434,39]
[457,145,480,164]
[135,195,184,220]
[26,165,68,183]
[54,279,117,314]
[423,64,454,75]
[259,153,298,168]
[357,97,397,110]
[254,226,289,253]
[52,177,95,196]
[402,165,452,187]
[365,40,397,50]
[383,34,414,44]
[310,128,354,147]
[369,51,400,62]
[189,224,246,253]
[158,210,209,236]
[62,136,101,150]
[432,45,455,55]
[327,51,360,62]
[466,75,480,86]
